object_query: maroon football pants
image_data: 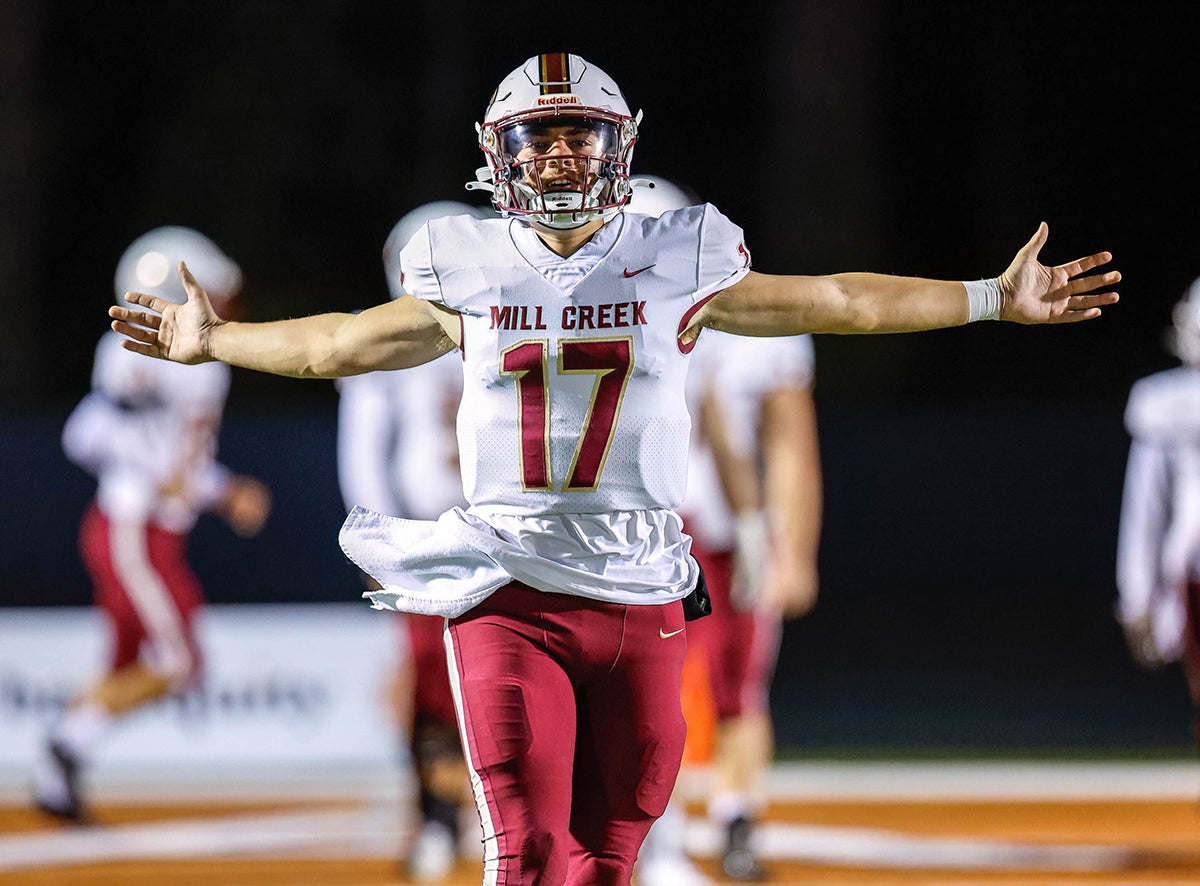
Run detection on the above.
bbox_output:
[1181,583,1200,752]
[446,581,688,886]
[407,612,459,728]
[79,502,203,680]
[682,540,781,721]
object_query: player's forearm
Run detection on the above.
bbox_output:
[206,313,359,378]
[762,389,822,563]
[822,273,971,333]
[699,389,761,514]
[709,271,971,337]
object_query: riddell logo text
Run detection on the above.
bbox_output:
[536,95,580,106]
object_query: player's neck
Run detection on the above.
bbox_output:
[529,218,606,258]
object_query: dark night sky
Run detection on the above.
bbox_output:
[4,2,1200,747]
[5,0,1198,415]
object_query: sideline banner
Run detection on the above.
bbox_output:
[0,604,402,768]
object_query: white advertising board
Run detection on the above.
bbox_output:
[0,604,403,772]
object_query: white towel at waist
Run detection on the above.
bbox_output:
[339,505,697,618]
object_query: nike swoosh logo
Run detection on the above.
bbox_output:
[623,264,655,278]
[659,627,685,639]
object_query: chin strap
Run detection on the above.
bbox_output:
[465,165,493,192]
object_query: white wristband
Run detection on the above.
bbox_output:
[963,278,1002,322]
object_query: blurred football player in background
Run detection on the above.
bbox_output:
[630,179,822,885]
[337,200,490,880]
[1117,277,1200,757]
[33,227,271,822]
[680,327,820,882]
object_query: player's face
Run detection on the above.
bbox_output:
[502,118,615,190]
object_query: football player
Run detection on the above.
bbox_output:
[35,227,271,822]
[630,176,821,884]
[110,53,1118,886]
[336,200,486,880]
[1117,278,1200,752]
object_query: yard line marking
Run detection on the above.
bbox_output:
[0,805,403,872]
[1,804,1135,875]
[684,819,1132,872]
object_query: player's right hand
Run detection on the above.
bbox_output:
[997,222,1120,325]
[108,262,221,364]
[1119,612,1165,670]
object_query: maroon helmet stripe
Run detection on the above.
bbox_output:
[539,52,570,94]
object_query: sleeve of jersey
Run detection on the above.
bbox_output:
[336,373,406,516]
[1116,437,1170,623]
[694,203,753,302]
[62,392,119,474]
[397,222,448,308]
[190,462,234,512]
[723,335,815,405]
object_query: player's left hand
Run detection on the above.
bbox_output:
[998,223,1120,324]
[108,262,222,364]
[765,560,818,619]
[219,475,272,537]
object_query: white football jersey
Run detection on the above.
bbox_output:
[336,353,466,521]
[402,205,750,515]
[339,205,752,615]
[681,332,815,550]
[1117,365,1200,659]
[63,330,233,532]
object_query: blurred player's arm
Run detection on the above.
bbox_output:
[110,263,458,377]
[336,374,405,517]
[61,392,121,475]
[698,389,760,516]
[158,406,273,538]
[685,224,1118,340]
[1116,437,1172,667]
[698,388,770,609]
[760,383,822,618]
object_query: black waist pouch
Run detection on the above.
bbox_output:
[681,559,712,621]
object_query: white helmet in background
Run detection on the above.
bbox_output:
[469,53,641,230]
[114,226,242,309]
[1168,276,1200,366]
[382,200,491,299]
[626,174,699,218]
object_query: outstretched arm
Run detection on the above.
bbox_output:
[686,223,1119,339]
[109,262,459,378]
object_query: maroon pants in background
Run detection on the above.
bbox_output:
[407,612,459,728]
[446,581,688,886]
[1181,583,1200,751]
[683,539,782,720]
[78,502,203,678]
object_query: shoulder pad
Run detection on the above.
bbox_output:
[1125,367,1200,439]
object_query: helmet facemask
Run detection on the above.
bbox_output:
[480,111,637,229]
[470,53,641,230]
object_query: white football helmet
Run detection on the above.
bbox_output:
[382,200,491,299]
[626,175,699,218]
[1169,276,1200,366]
[114,226,242,309]
[469,53,641,230]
